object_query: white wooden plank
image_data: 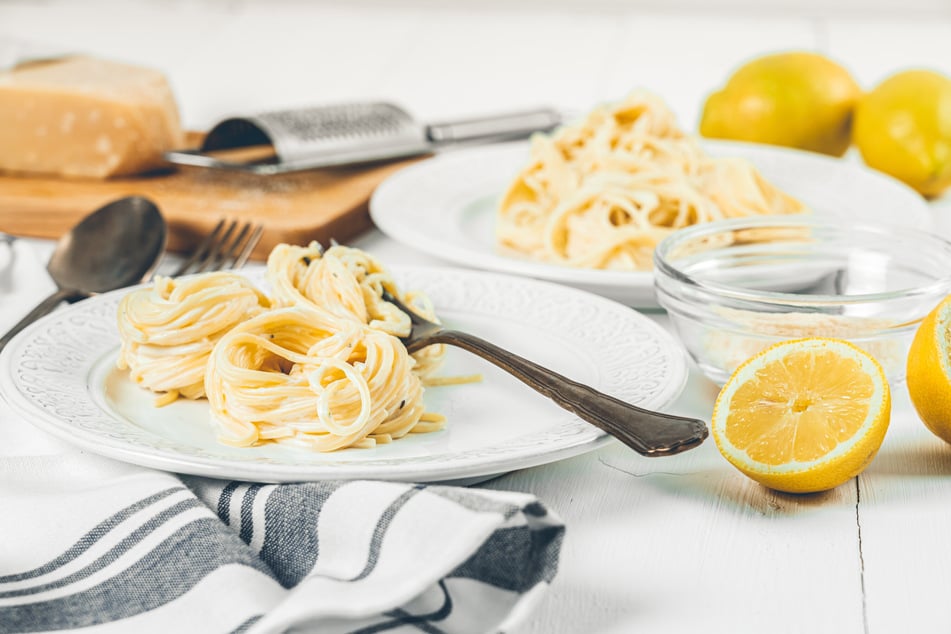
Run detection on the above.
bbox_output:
[825,18,951,88]
[487,368,865,634]
[372,9,624,121]
[826,22,951,628]
[327,0,951,19]
[851,388,951,633]
[0,0,237,131]
[169,2,426,129]
[0,0,231,67]
[600,14,819,132]
[4,5,947,633]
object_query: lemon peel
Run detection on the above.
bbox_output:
[854,69,951,198]
[907,295,951,442]
[700,52,861,157]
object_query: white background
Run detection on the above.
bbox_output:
[4,1,951,632]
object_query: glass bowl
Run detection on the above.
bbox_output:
[653,215,951,386]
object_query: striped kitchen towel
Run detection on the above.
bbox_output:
[0,454,563,633]
[0,239,564,633]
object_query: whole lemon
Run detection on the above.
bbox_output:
[853,69,951,198]
[906,294,951,444]
[700,52,861,157]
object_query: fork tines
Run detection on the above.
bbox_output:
[171,219,263,277]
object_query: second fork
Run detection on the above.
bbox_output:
[171,219,263,277]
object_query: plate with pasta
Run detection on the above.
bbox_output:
[0,244,689,484]
[369,92,931,308]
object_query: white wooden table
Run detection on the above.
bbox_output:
[3,1,951,632]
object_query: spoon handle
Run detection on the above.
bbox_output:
[0,288,87,353]
[424,329,708,457]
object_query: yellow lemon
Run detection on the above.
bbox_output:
[853,69,951,198]
[712,338,891,494]
[906,295,951,442]
[700,52,861,157]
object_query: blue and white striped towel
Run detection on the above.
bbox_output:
[0,240,564,633]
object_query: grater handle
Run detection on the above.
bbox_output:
[425,108,561,145]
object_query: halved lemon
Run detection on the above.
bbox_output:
[712,338,891,494]
[907,295,951,444]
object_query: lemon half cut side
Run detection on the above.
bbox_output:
[712,338,891,494]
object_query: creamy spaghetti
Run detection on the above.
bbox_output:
[496,91,807,270]
[204,305,439,450]
[116,243,455,452]
[266,242,446,380]
[116,272,269,404]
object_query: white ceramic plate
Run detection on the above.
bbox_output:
[369,140,932,308]
[0,266,688,485]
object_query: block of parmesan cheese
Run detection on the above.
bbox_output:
[0,56,185,178]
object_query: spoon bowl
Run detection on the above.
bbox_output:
[0,196,166,352]
[48,196,166,293]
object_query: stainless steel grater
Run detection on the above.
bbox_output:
[164,102,561,175]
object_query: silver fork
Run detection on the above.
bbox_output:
[381,290,708,458]
[169,219,263,276]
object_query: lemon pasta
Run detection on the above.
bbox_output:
[266,241,446,380]
[204,305,437,451]
[116,272,269,404]
[116,243,457,452]
[496,91,807,270]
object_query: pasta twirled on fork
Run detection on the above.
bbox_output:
[267,242,446,380]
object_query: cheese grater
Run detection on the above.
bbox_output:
[164,102,561,175]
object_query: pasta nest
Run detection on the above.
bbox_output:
[116,272,269,401]
[496,90,807,271]
[205,306,429,451]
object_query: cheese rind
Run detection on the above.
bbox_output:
[0,56,185,178]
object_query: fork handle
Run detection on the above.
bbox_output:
[423,330,708,457]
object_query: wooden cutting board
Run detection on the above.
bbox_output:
[0,134,422,260]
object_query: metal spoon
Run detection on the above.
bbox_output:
[0,196,166,352]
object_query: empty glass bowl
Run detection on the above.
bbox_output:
[653,215,951,385]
